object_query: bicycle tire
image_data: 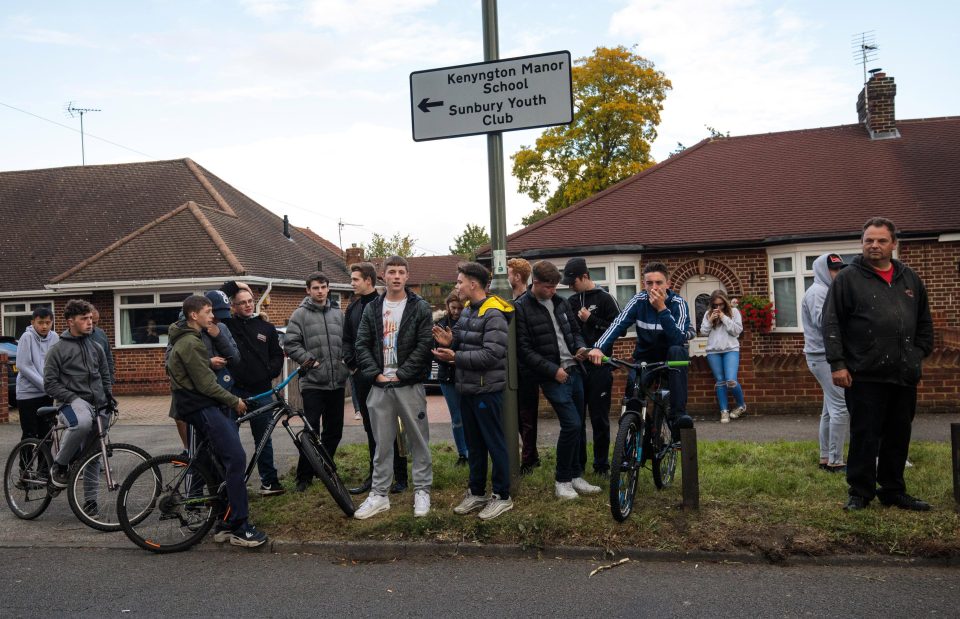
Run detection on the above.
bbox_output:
[68,443,151,532]
[609,412,643,522]
[651,401,672,490]
[298,430,355,516]
[653,442,680,489]
[117,454,221,554]
[4,439,54,520]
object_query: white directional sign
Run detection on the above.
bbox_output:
[410,51,573,142]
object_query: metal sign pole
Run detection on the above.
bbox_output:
[482,0,519,492]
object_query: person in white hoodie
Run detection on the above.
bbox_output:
[801,252,849,473]
[15,307,59,440]
[700,290,745,423]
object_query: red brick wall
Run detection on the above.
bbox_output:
[1,353,9,422]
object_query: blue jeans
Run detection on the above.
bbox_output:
[540,370,585,483]
[706,350,745,412]
[460,392,509,499]
[440,383,468,457]
[184,406,249,527]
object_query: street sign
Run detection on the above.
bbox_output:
[410,50,573,142]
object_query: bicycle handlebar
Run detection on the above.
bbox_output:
[245,363,308,402]
[602,356,690,370]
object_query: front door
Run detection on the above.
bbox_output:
[679,277,723,357]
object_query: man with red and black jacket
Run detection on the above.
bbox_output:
[220,283,285,496]
[823,217,934,513]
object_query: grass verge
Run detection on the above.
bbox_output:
[250,440,959,559]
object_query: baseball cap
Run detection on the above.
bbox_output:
[205,290,232,319]
[561,257,588,286]
[826,254,847,270]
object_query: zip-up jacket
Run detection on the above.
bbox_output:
[342,290,378,372]
[221,314,284,395]
[452,295,512,394]
[434,314,457,384]
[16,325,59,400]
[43,330,112,406]
[823,256,934,386]
[355,288,434,386]
[594,289,691,361]
[801,253,835,355]
[567,286,620,348]
[167,322,240,417]
[284,296,349,391]
[514,291,586,383]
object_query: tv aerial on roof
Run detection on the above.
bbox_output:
[851,31,880,85]
[338,218,361,256]
[64,101,101,166]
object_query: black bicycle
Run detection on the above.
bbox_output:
[116,366,355,553]
[606,357,690,522]
[3,401,151,531]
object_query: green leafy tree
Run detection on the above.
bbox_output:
[512,45,671,225]
[362,232,419,259]
[449,223,490,261]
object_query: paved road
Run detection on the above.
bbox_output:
[2,547,957,617]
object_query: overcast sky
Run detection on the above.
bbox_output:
[2,0,957,256]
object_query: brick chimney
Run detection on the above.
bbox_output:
[857,71,899,139]
[345,244,364,266]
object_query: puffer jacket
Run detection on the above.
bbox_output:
[43,330,112,406]
[823,255,934,386]
[284,296,349,390]
[355,289,434,386]
[453,296,512,394]
[514,291,586,383]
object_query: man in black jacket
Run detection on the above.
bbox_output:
[563,258,620,475]
[515,260,600,500]
[342,262,408,495]
[823,217,934,512]
[353,256,435,520]
[221,285,285,496]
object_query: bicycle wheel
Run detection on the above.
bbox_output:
[651,403,673,490]
[298,430,355,516]
[4,439,54,520]
[68,443,151,532]
[117,454,221,554]
[609,412,643,522]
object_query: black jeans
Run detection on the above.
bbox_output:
[297,387,345,483]
[17,395,54,441]
[845,381,916,502]
[637,345,689,419]
[517,378,540,467]
[461,391,510,499]
[355,375,408,484]
[185,406,248,527]
[579,363,612,472]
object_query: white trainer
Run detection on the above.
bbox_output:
[720,410,730,424]
[478,494,514,520]
[413,490,431,517]
[555,481,578,500]
[729,405,746,419]
[571,477,601,494]
[453,491,490,515]
[354,494,390,520]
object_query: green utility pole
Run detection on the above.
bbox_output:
[481,0,520,492]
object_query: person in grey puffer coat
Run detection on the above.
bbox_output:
[801,253,850,472]
[433,262,515,520]
[284,272,350,490]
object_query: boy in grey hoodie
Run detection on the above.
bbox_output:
[801,253,849,472]
[15,307,59,440]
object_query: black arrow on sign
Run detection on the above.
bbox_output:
[418,97,444,113]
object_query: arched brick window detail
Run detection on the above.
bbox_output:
[670,259,743,298]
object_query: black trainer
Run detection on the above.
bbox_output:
[230,522,268,548]
[455,455,469,467]
[844,495,869,511]
[50,464,69,489]
[879,493,931,512]
[349,476,372,495]
[390,480,408,494]
[294,479,310,493]
[259,481,285,496]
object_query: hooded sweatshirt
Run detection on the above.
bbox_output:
[801,253,835,355]
[284,296,349,391]
[166,321,240,417]
[43,330,112,406]
[16,325,60,399]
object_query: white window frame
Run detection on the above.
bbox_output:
[114,290,199,349]
[1,300,54,337]
[767,242,867,333]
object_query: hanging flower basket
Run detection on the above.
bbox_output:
[739,294,777,334]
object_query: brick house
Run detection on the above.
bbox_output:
[342,246,462,309]
[484,73,960,415]
[0,158,351,404]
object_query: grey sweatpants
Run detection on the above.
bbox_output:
[367,384,432,496]
[806,354,849,465]
[55,398,101,466]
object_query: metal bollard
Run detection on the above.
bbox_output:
[680,427,699,510]
[952,423,960,511]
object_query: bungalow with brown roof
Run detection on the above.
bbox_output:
[343,246,462,309]
[0,158,351,402]
[482,72,960,415]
